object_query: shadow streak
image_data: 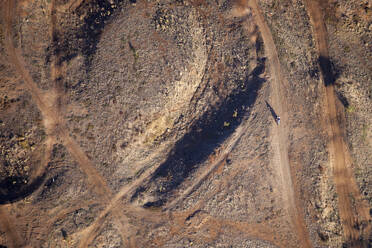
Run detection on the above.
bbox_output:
[265,101,278,121]
[318,55,335,87]
[343,239,372,248]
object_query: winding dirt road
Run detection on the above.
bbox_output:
[304,0,371,245]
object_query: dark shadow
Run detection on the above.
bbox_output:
[61,229,68,240]
[48,0,123,68]
[185,209,205,221]
[0,245,7,248]
[0,172,47,205]
[342,239,371,248]
[143,200,164,208]
[265,101,278,120]
[318,55,335,86]
[132,61,266,206]
[76,0,124,70]
[336,91,349,108]
[251,58,266,76]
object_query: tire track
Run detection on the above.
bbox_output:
[154,156,287,247]
[2,0,132,245]
[3,0,105,202]
[247,0,312,247]
[303,0,371,245]
[76,143,172,247]
[150,205,285,248]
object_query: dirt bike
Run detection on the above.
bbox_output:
[276,117,280,125]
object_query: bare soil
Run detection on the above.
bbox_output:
[304,0,371,245]
[0,0,371,247]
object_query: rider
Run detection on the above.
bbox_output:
[276,116,280,125]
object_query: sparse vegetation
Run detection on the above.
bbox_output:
[346,105,355,113]
[0,0,370,247]
[361,124,368,142]
[128,41,139,61]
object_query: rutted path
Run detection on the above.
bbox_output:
[247,0,312,247]
[3,0,369,246]
[3,0,109,204]
[2,0,132,245]
[304,0,371,245]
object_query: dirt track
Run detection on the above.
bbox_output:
[0,0,309,246]
[248,0,312,247]
[2,2,183,245]
[2,0,132,245]
[304,0,371,244]
[1,0,370,247]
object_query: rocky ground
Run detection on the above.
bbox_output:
[0,0,371,247]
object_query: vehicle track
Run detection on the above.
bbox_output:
[76,143,173,247]
[153,156,287,247]
[303,0,371,244]
[3,0,105,204]
[247,0,312,247]
[2,0,134,245]
[149,202,285,248]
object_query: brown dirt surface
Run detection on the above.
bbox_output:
[303,0,371,245]
[0,0,371,247]
[247,0,311,247]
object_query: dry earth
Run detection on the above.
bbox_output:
[0,0,371,247]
